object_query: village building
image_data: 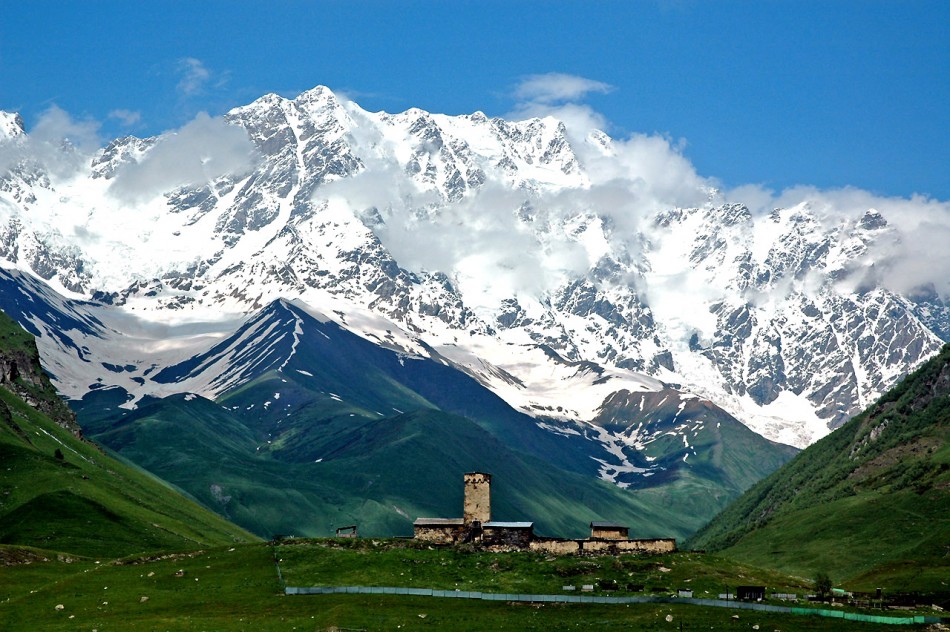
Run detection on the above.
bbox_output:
[482,521,534,548]
[737,585,766,601]
[590,521,629,540]
[334,525,358,538]
[412,471,676,554]
[411,518,466,544]
[414,472,535,545]
[462,472,491,525]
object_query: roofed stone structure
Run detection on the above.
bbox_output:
[590,521,629,540]
[412,472,676,554]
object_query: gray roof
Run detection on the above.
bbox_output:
[413,518,464,526]
[590,521,628,529]
[484,521,534,529]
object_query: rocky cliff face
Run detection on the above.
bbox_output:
[0,311,81,437]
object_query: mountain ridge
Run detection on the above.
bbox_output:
[1,86,947,450]
[70,299,796,539]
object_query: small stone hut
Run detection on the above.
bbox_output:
[590,521,629,540]
[411,518,465,544]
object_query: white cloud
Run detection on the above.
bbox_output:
[108,112,260,203]
[108,109,142,127]
[30,105,101,153]
[587,134,712,213]
[315,164,594,308]
[723,183,950,297]
[377,188,592,310]
[508,73,615,142]
[513,73,614,104]
[877,218,950,297]
[815,190,950,298]
[721,183,777,215]
[505,73,712,222]
[506,73,713,215]
[177,57,211,96]
[510,100,610,141]
[0,105,101,179]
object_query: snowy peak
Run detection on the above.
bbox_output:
[0,111,26,142]
[152,298,301,395]
[859,208,887,231]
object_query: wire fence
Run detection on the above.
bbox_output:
[285,585,946,625]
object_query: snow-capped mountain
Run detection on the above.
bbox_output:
[0,87,946,449]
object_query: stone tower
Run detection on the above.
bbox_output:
[463,472,491,524]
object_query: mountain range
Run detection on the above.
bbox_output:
[1,86,947,537]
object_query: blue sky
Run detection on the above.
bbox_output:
[2,0,947,199]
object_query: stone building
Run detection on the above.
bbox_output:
[413,471,675,555]
[414,472,534,544]
[590,521,629,540]
[463,472,491,524]
[411,518,465,543]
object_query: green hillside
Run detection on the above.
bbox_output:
[688,344,950,591]
[0,310,256,558]
[73,300,795,542]
[80,389,694,540]
[592,389,798,533]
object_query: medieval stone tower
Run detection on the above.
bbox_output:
[463,472,491,524]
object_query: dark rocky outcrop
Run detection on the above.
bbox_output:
[0,310,82,437]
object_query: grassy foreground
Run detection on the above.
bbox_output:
[277,538,809,598]
[1,540,935,631]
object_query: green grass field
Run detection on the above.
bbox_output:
[276,538,810,598]
[0,378,256,560]
[2,540,938,631]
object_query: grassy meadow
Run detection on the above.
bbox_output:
[2,540,939,631]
